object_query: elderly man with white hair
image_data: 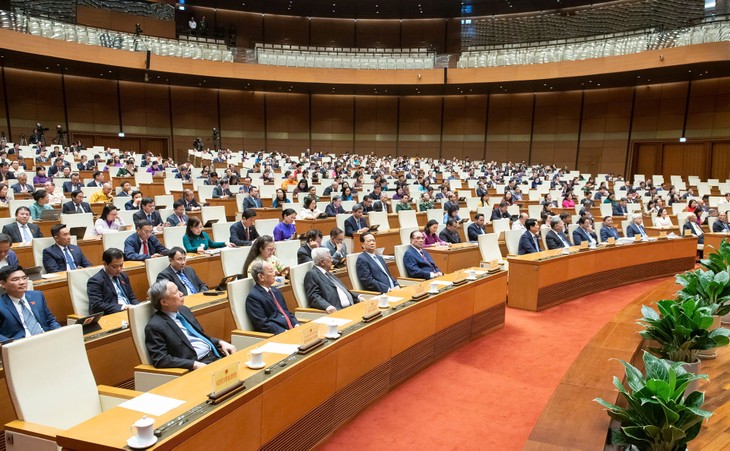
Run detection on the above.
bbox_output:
[303,247,362,313]
[626,213,648,238]
[44,181,65,205]
[682,212,705,245]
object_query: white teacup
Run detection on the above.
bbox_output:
[327,322,339,336]
[130,416,155,445]
[467,269,476,279]
[378,294,389,308]
[249,348,264,367]
[429,282,438,292]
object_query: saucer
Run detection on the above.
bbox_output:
[324,333,341,339]
[127,435,157,449]
[427,290,439,294]
[245,360,266,369]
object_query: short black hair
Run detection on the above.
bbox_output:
[282,208,296,218]
[360,232,374,243]
[50,223,67,237]
[172,200,185,210]
[14,206,30,216]
[141,197,155,207]
[102,248,124,264]
[0,265,24,282]
[71,190,83,199]
[136,219,152,229]
[167,246,186,259]
[525,218,537,228]
[33,189,47,202]
[242,209,257,220]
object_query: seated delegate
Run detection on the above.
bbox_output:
[303,248,361,313]
[245,260,300,334]
[0,265,61,341]
[88,248,139,314]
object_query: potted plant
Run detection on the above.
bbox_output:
[676,269,730,329]
[700,238,730,273]
[595,351,711,450]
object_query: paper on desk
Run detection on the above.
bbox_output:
[119,393,185,417]
[312,317,352,326]
[432,281,453,286]
[255,342,301,355]
[41,273,62,279]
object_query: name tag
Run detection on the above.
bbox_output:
[301,323,319,348]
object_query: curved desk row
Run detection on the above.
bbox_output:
[53,270,508,450]
[507,237,698,311]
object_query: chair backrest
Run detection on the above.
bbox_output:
[212,221,235,242]
[540,227,549,250]
[154,195,175,209]
[2,325,102,430]
[478,233,503,263]
[346,252,363,290]
[163,178,183,194]
[504,229,523,255]
[102,229,135,252]
[145,256,169,286]
[394,244,410,277]
[399,226,418,245]
[426,208,443,224]
[368,211,391,230]
[568,223,579,242]
[202,206,227,225]
[9,199,34,216]
[60,212,95,239]
[621,220,631,237]
[227,277,256,330]
[599,203,613,218]
[708,216,718,230]
[492,218,511,234]
[289,261,314,308]
[220,246,251,277]
[128,302,155,365]
[68,266,101,316]
[163,226,186,250]
[275,239,300,268]
[254,218,279,237]
[117,209,137,226]
[397,210,418,228]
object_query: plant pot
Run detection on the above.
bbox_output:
[681,359,702,395]
[699,316,721,360]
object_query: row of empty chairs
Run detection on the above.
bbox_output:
[258,52,435,70]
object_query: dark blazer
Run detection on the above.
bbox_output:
[62,181,84,193]
[297,244,314,264]
[42,244,93,273]
[403,246,440,279]
[229,222,259,247]
[87,269,138,314]
[626,223,647,238]
[245,284,299,335]
[133,209,164,227]
[2,222,42,244]
[467,223,486,242]
[125,199,141,211]
[491,209,511,221]
[572,227,598,246]
[182,198,201,211]
[518,231,542,255]
[546,229,571,250]
[123,233,168,261]
[344,215,368,238]
[601,225,620,242]
[11,183,34,194]
[211,186,232,198]
[439,228,461,244]
[612,204,629,216]
[62,200,92,214]
[166,213,189,227]
[713,220,730,233]
[4,250,18,267]
[145,305,220,369]
[325,203,346,217]
[87,181,103,188]
[682,222,705,244]
[356,252,398,294]
[156,266,208,295]
[303,267,358,311]
[242,196,263,210]
[0,291,61,341]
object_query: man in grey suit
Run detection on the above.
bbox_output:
[304,248,361,313]
[324,227,347,267]
[2,207,42,244]
[156,247,209,295]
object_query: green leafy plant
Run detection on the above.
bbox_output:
[676,269,730,316]
[595,351,711,451]
[700,238,730,273]
[638,298,730,363]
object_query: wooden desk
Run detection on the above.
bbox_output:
[705,232,730,253]
[57,269,508,450]
[138,182,166,198]
[507,238,697,311]
[252,207,283,221]
[645,226,680,237]
[427,243,482,274]
[295,217,336,235]
[207,198,239,221]
[34,219,61,237]
[354,229,400,256]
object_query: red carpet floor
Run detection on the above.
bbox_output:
[321,277,672,450]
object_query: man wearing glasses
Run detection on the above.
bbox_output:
[0,265,60,341]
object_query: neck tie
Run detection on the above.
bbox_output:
[147,214,152,223]
[371,254,394,289]
[418,249,438,272]
[326,271,353,307]
[640,225,647,237]
[142,240,149,255]
[76,205,82,213]
[113,276,129,304]
[177,313,220,357]
[179,215,184,224]
[21,225,32,243]
[178,270,198,295]
[245,227,250,241]
[63,247,77,270]
[560,232,570,247]
[534,235,540,252]
[19,299,44,336]
[269,289,293,329]
[21,185,26,193]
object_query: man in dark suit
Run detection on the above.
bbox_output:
[62,173,84,193]
[517,219,542,255]
[133,198,164,227]
[230,209,259,246]
[344,204,368,238]
[87,171,104,188]
[145,279,236,369]
[626,214,648,238]
[242,186,263,210]
[11,173,34,194]
[0,233,19,268]
[47,158,68,178]
[181,189,202,211]
[42,224,93,273]
[124,220,168,261]
[682,213,705,245]
[156,247,209,295]
[403,230,442,280]
[0,265,61,341]
[297,229,322,264]
[88,248,139,314]
[355,232,399,294]
[62,190,92,214]
[211,179,232,199]
[304,248,361,313]
[439,218,461,244]
[2,207,42,244]
[612,197,629,216]
[713,212,730,233]
[467,214,488,242]
[325,196,346,217]
[572,216,598,246]
[246,260,300,334]
[600,216,621,242]
[166,201,189,227]
[546,217,572,250]
[491,202,511,221]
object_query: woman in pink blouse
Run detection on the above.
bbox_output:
[562,194,576,208]
[423,219,447,247]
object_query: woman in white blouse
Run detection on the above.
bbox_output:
[654,207,674,228]
[94,204,125,235]
[298,197,322,220]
